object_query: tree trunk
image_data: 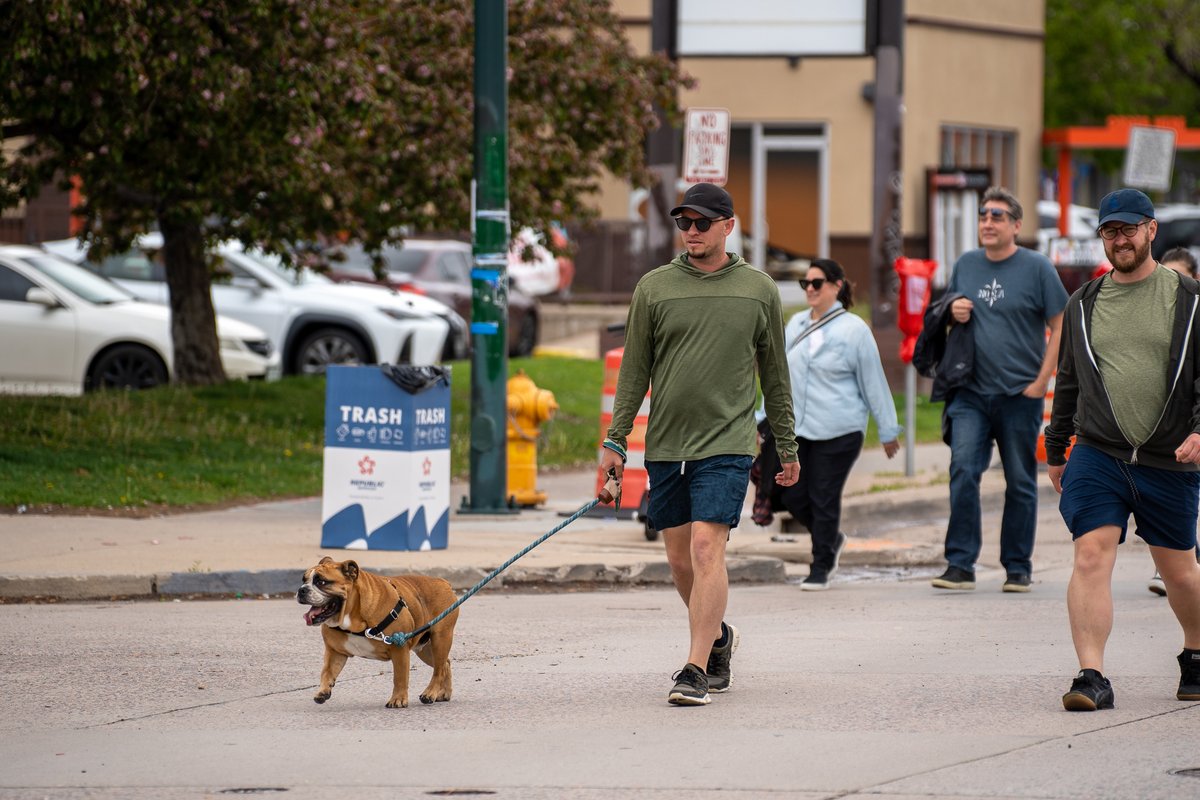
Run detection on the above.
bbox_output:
[159,217,227,386]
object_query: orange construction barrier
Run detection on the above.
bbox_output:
[1036,372,1073,463]
[595,347,650,514]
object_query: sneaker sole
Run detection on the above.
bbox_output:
[1149,583,1167,597]
[708,626,740,694]
[1002,583,1031,593]
[668,691,711,706]
[931,579,975,590]
[1062,691,1113,711]
[800,581,829,592]
[1178,689,1200,701]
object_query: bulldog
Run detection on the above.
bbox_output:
[297,556,459,708]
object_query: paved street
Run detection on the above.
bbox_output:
[3,549,1198,800]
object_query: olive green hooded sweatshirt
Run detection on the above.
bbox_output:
[606,252,797,463]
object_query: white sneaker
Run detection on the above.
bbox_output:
[1148,573,1167,597]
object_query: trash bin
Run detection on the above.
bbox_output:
[321,365,451,551]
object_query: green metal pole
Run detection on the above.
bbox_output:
[464,0,513,513]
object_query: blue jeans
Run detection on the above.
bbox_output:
[944,389,1044,575]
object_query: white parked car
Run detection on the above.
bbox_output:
[1036,200,1099,254]
[44,235,462,375]
[0,245,279,395]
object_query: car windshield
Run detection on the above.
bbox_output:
[337,244,423,277]
[240,248,333,286]
[22,254,134,304]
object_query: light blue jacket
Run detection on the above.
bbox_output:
[783,303,902,443]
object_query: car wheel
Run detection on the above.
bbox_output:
[293,327,369,375]
[86,344,169,392]
[511,315,538,357]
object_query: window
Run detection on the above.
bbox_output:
[940,126,1016,190]
[0,265,37,302]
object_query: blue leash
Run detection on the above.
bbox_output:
[384,478,619,647]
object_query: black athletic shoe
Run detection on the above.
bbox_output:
[668,663,710,706]
[1002,572,1032,593]
[828,531,848,579]
[706,623,740,693]
[1178,649,1200,701]
[1062,668,1115,711]
[801,565,830,591]
[931,566,976,590]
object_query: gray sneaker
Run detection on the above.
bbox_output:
[668,663,710,706]
[706,623,740,693]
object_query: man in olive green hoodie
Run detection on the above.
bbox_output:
[599,183,799,706]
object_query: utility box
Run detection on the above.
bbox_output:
[321,365,450,551]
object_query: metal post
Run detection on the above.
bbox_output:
[644,0,679,274]
[905,362,916,477]
[868,0,904,332]
[464,0,514,513]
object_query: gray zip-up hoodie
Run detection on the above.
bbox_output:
[1045,271,1200,470]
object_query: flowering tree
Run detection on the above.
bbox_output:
[1,0,688,384]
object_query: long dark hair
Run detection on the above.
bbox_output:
[809,258,854,309]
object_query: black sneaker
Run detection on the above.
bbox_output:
[1178,649,1200,701]
[801,565,830,591]
[668,663,710,706]
[706,622,740,693]
[1062,668,1115,711]
[828,531,848,579]
[931,566,975,590]
[1002,572,1032,593]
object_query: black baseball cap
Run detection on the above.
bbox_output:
[1098,188,1156,226]
[670,183,734,219]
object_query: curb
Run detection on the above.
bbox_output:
[0,557,786,603]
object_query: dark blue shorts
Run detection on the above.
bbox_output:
[646,454,754,532]
[1058,444,1200,549]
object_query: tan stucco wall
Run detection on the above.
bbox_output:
[605,1,1046,244]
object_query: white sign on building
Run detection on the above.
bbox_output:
[683,107,731,186]
[1124,125,1176,192]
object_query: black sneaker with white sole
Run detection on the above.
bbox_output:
[668,663,710,706]
[706,622,740,693]
[1002,572,1032,593]
[1062,668,1114,711]
[931,566,976,590]
[1178,649,1200,701]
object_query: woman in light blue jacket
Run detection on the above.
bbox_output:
[782,258,902,590]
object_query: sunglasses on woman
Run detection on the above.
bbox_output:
[798,278,828,291]
[673,216,726,232]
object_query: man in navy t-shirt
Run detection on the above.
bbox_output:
[932,186,1069,593]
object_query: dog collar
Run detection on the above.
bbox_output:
[349,596,408,639]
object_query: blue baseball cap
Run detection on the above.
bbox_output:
[1098,189,1155,226]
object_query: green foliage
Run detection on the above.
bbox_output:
[1045,0,1200,128]
[0,1,691,383]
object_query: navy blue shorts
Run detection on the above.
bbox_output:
[646,454,754,532]
[1058,444,1200,549]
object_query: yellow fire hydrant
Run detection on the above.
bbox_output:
[506,369,559,507]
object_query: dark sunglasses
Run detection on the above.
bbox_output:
[673,216,726,232]
[978,207,1013,222]
[798,278,828,291]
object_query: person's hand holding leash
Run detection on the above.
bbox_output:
[599,445,624,482]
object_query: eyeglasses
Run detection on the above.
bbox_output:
[978,207,1014,222]
[798,278,827,291]
[1098,221,1147,240]
[673,216,727,232]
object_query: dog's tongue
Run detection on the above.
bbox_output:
[304,607,322,625]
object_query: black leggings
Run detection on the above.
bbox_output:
[778,432,864,570]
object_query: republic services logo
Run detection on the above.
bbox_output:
[358,455,376,476]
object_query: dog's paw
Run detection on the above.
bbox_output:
[385,697,409,709]
[419,693,434,705]
[313,691,331,704]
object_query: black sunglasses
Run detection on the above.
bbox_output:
[978,207,1013,222]
[673,216,726,232]
[798,278,828,291]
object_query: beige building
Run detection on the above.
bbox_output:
[591,0,1046,299]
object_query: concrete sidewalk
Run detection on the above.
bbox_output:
[0,442,1068,601]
